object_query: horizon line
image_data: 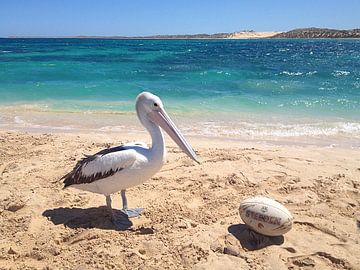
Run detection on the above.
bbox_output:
[2,27,360,39]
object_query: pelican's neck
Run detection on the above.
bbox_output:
[136,101,166,163]
[146,120,166,162]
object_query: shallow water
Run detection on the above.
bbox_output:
[1,38,360,146]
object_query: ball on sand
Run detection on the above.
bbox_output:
[239,196,293,236]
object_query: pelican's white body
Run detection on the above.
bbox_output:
[71,118,168,196]
[73,144,165,195]
[239,196,293,236]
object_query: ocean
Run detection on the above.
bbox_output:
[0,38,359,146]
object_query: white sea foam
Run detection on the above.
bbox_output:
[281,71,303,76]
[193,121,360,139]
[177,117,360,142]
[333,70,350,77]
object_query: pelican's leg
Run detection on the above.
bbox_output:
[105,195,129,228]
[106,195,113,213]
[120,189,143,218]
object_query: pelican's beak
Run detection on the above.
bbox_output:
[148,108,200,164]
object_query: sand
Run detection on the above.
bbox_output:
[0,130,359,269]
[228,31,282,39]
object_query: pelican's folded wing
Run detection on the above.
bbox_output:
[62,145,137,187]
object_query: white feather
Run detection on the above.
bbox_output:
[81,149,137,177]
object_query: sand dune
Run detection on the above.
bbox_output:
[0,131,359,269]
[228,31,281,39]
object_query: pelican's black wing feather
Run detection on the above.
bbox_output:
[62,145,130,188]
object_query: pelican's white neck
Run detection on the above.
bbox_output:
[149,122,167,163]
[141,114,166,163]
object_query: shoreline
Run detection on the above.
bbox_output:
[1,109,360,149]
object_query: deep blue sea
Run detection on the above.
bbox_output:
[0,38,360,145]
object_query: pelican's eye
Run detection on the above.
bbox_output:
[154,102,158,107]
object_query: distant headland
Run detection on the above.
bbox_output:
[272,27,360,38]
[6,28,360,39]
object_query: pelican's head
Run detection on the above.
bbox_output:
[136,92,199,164]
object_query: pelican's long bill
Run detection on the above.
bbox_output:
[148,108,200,164]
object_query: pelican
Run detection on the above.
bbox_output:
[62,92,199,226]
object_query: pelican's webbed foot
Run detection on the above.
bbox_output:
[121,207,144,218]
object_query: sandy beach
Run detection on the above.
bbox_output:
[0,130,359,269]
[228,31,282,39]
[2,0,360,269]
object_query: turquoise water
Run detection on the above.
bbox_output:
[0,38,360,144]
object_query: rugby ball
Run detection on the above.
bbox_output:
[239,196,293,236]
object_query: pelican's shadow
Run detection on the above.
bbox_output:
[42,206,132,231]
[228,224,284,251]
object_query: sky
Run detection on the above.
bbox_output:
[0,0,359,37]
